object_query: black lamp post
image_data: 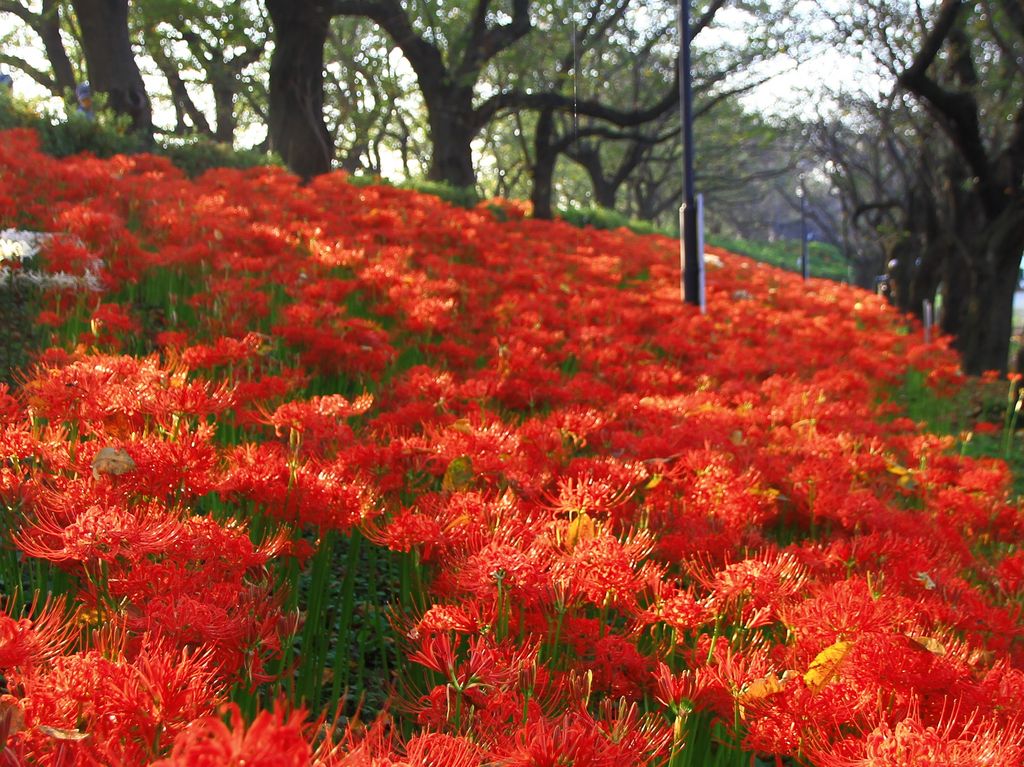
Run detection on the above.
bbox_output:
[679,0,700,306]
[798,174,809,280]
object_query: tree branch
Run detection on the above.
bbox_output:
[0,1,33,25]
[692,0,727,38]
[897,0,1000,212]
[473,64,679,131]
[332,0,446,85]
[456,0,531,78]
[0,54,56,92]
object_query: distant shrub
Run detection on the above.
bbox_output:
[0,93,280,175]
[399,178,480,209]
[0,92,38,132]
[0,92,142,158]
[557,205,671,237]
[161,138,279,177]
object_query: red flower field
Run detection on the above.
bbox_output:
[1,127,1023,765]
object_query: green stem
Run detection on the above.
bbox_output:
[330,531,363,712]
[296,530,337,705]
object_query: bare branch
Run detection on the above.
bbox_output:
[0,53,56,92]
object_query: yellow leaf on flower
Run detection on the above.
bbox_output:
[76,606,107,627]
[38,724,89,741]
[566,512,595,549]
[441,455,474,492]
[645,474,663,490]
[737,674,785,704]
[804,640,852,692]
[910,636,946,655]
[0,699,24,737]
[451,418,474,435]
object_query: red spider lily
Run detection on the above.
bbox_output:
[150,703,309,767]
[399,732,484,767]
[492,707,666,767]
[636,587,711,637]
[690,549,808,626]
[4,124,1024,765]
[409,603,489,638]
[22,353,235,435]
[407,633,537,693]
[261,392,373,456]
[10,637,221,766]
[178,332,274,371]
[0,596,73,671]
[105,518,292,681]
[15,498,184,566]
[805,705,1024,766]
[549,530,654,612]
[88,302,141,348]
[218,443,376,530]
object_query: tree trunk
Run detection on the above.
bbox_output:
[423,85,476,188]
[591,176,617,210]
[941,204,1024,374]
[40,0,76,97]
[212,78,236,144]
[568,144,623,210]
[70,0,152,141]
[266,0,333,180]
[530,108,557,219]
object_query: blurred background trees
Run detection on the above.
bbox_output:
[0,0,1021,372]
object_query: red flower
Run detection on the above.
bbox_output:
[152,703,310,767]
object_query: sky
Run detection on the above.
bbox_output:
[696,2,893,121]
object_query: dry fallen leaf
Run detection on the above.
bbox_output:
[441,455,473,492]
[0,698,25,739]
[38,724,89,741]
[804,640,853,693]
[91,447,136,480]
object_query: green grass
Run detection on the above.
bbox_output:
[706,235,849,283]
[896,369,1024,497]
[557,205,670,237]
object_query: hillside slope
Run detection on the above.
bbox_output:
[0,128,1022,765]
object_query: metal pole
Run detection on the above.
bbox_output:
[679,0,700,306]
[800,176,809,280]
[798,176,806,278]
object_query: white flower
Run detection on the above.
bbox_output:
[0,229,104,291]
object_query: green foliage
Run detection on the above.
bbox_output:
[896,370,1024,497]
[553,207,852,285]
[37,112,145,159]
[0,93,143,158]
[557,205,671,236]
[0,92,39,132]
[0,94,279,175]
[707,234,849,282]
[161,138,280,177]
[346,175,481,209]
[398,178,480,208]
[0,266,42,386]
